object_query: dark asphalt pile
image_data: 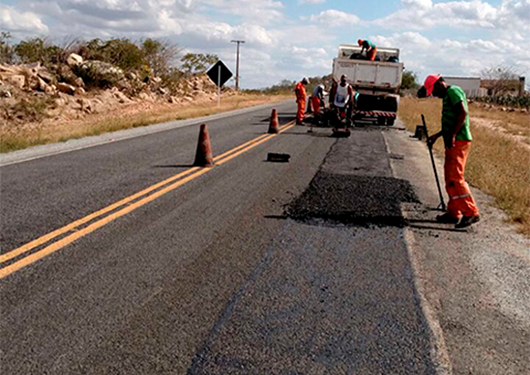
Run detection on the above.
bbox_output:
[287,171,419,227]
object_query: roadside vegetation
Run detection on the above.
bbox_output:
[399,97,530,235]
[0,34,293,153]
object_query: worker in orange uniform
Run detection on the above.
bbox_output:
[424,74,480,228]
[358,39,377,61]
[295,77,309,125]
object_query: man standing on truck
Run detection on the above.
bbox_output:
[424,74,480,228]
[358,39,377,61]
[295,77,309,125]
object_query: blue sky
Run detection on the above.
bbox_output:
[1,0,529,88]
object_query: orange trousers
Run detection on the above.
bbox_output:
[311,96,322,116]
[367,47,378,61]
[296,98,306,123]
[444,141,479,218]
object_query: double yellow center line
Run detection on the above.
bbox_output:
[0,121,296,279]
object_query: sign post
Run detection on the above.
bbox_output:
[206,60,233,108]
[217,64,221,107]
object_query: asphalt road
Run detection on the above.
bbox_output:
[1,101,528,374]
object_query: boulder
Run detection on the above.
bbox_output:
[0,88,12,98]
[76,60,124,88]
[74,87,86,96]
[126,72,137,80]
[74,77,85,88]
[36,77,49,92]
[37,70,54,84]
[116,79,132,91]
[77,98,92,113]
[57,65,79,86]
[57,82,76,95]
[5,75,25,89]
[113,91,130,103]
[67,53,84,67]
[53,97,67,108]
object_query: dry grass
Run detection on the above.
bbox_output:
[0,93,291,153]
[399,97,530,235]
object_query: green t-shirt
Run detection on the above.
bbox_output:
[363,40,376,49]
[442,85,472,141]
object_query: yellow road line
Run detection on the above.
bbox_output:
[0,121,296,279]
[0,127,280,265]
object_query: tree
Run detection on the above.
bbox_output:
[0,32,15,64]
[180,53,218,75]
[14,37,62,65]
[480,65,521,96]
[401,70,418,90]
[141,38,180,77]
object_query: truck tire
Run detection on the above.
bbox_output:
[386,118,395,126]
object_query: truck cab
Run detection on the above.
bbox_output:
[332,44,404,125]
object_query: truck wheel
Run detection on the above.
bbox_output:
[386,118,395,126]
[377,117,386,125]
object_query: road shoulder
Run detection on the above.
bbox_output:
[0,100,291,167]
[384,122,530,374]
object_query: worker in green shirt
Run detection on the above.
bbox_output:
[424,74,480,228]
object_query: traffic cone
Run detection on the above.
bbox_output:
[193,124,214,167]
[268,109,280,134]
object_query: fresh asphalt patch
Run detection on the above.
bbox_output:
[286,172,419,228]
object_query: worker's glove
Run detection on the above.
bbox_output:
[443,135,456,149]
[427,135,437,148]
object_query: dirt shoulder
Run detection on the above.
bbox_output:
[0,91,291,153]
[385,124,530,375]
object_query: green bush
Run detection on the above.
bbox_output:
[473,95,530,109]
[14,38,65,66]
[0,32,15,64]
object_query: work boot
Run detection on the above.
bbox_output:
[436,213,459,224]
[455,215,480,229]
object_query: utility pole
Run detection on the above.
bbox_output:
[231,40,245,91]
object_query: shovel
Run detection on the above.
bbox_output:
[421,114,446,211]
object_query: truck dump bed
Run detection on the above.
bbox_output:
[332,45,404,93]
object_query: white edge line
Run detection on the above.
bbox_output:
[383,130,453,375]
[0,99,291,167]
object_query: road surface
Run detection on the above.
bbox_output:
[1,101,529,374]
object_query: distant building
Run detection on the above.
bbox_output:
[443,77,484,97]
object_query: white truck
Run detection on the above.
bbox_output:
[332,44,404,126]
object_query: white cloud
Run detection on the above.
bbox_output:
[0,5,48,34]
[2,0,529,88]
[374,0,530,32]
[305,9,360,26]
[372,31,530,83]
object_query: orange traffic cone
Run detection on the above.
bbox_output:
[268,109,280,134]
[193,124,214,167]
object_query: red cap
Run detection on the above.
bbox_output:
[358,39,363,46]
[424,74,441,97]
